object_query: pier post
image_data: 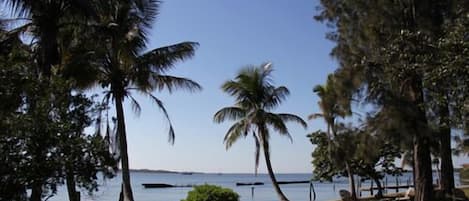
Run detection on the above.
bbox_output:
[385,177,388,194]
[395,176,399,193]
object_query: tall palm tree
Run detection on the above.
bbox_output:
[309,75,356,200]
[3,0,95,77]
[64,1,201,201]
[308,75,351,137]
[214,63,307,201]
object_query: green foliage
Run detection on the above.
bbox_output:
[214,64,307,173]
[214,63,306,200]
[308,130,340,182]
[309,125,401,189]
[315,0,469,199]
[181,184,240,201]
[0,27,116,199]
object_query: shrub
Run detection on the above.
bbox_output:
[181,184,240,201]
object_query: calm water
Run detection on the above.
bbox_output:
[48,172,460,201]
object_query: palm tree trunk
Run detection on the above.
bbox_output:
[345,162,357,201]
[115,97,135,201]
[261,139,289,201]
[439,103,454,194]
[38,18,59,78]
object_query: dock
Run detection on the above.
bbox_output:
[236,182,264,186]
[142,183,194,188]
[278,180,310,185]
[359,185,413,192]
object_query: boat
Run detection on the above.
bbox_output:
[236,182,264,186]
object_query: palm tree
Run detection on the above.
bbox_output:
[64,1,201,201]
[4,0,95,77]
[214,63,307,201]
[309,75,356,200]
[308,75,351,137]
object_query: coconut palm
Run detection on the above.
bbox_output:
[214,63,307,201]
[308,75,351,137]
[64,1,201,201]
[3,0,95,77]
[309,75,356,200]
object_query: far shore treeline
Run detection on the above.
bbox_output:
[0,0,468,201]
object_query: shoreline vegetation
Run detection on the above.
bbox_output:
[127,168,467,174]
[128,169,204,175]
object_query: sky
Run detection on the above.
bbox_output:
[112,0,469,173]
[121,0,335,173]
[4,0,461,174]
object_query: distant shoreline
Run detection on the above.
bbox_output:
[126,168,464,174]
[128,169,204,174]
[126,169,317,174]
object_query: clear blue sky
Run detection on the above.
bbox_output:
[123,0,335,173]
[118,0,468,173]
[3,0,459,174]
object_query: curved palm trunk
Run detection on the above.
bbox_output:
[115,97,135,201]
[261,138,289,201]
[345,162,357,201]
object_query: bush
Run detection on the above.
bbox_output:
[181,184,240,201]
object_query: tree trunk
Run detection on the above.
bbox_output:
[66,171,80,201]
[345,162,357,201]
[30,181,43,201]
[38,18,59,78]
[439,103,455,194]
[409,77,434,201]
[115,97,134,201]
[372,177,383,198]
[413,135,433,201]
[261,138,289,201]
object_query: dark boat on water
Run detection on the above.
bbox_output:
[142,183,194,188]
[236,182,264,186]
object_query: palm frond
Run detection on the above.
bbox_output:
[308,113,324,120]
[264,86,290,109]
[135,0,159,29]
[137,42,199,73]
[265,112,292,142]
[224,120,248,149]
[4,0,31,18]
[147,93,176,144]
[278,113,307,128]
[148,75,202,93]
[221,80,245,97]
[128,94,142,117]
[213,107,246,123]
